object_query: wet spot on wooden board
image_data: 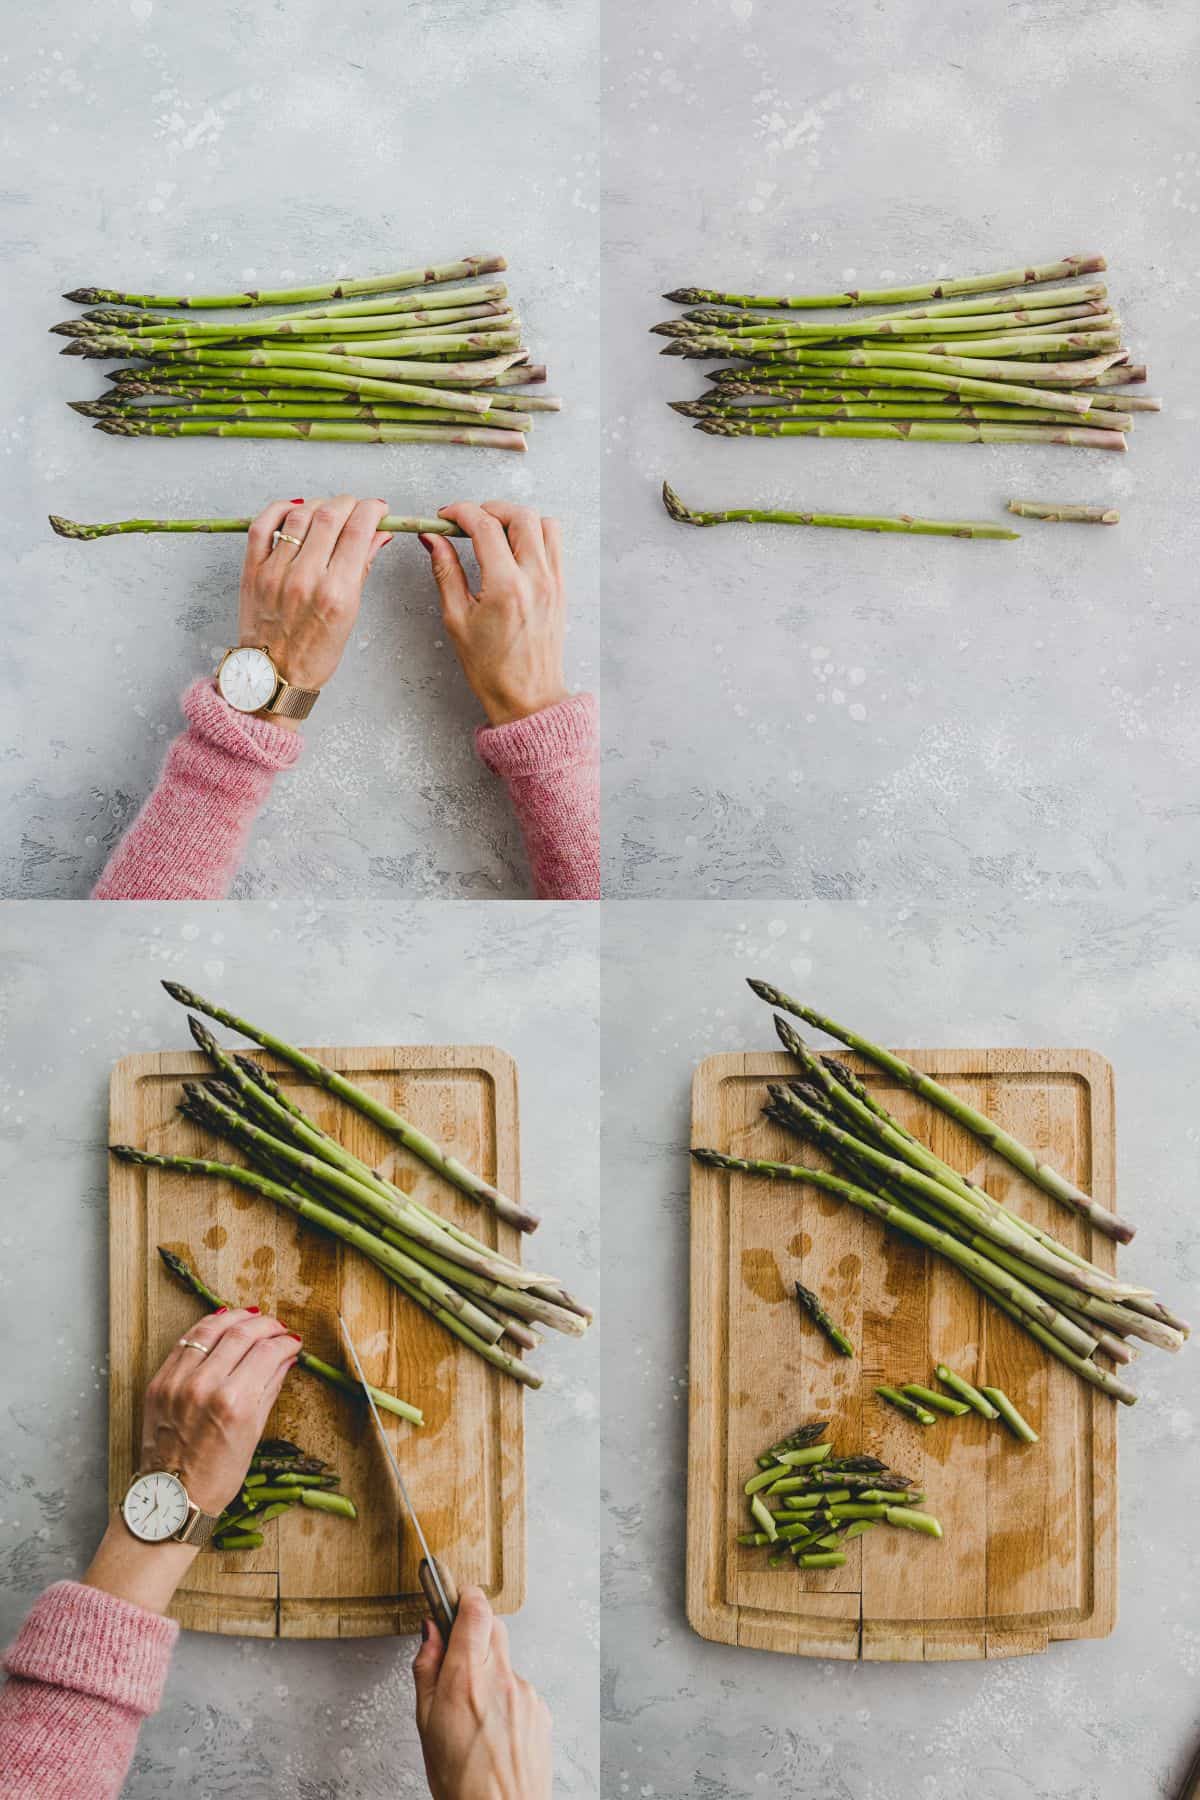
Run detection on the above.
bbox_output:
[203,1224,228,1250]
[788,1232,812,1258]
[741,1247,787,1302]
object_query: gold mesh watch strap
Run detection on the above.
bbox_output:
[177,1504,221,1550]
[264,678,320,721]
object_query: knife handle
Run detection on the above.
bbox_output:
[1178,1737,1200,1800]
[420,1556,459,1642]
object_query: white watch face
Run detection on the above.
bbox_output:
[218,647,278,713]
[123,1471,191,1542]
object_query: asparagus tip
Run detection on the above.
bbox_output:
[63,287,103,304]
[186,1013,219,1055]
[661,481,701,525]
[95,417,145,436]
[49,514,94,539]
[663,287,704,304]
[162,980,198,1005]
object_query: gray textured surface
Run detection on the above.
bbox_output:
[604,0,1199,900]
[0,901,598,1797]
[601,900,1200,1799]
[1,0,599,900]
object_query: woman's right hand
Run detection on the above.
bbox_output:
[139,1306,302,1515]
[412,1586,552,1800]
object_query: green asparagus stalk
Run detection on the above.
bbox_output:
[50,513,464,541]
[933,1364,999,1419]
[666,339,1126,382]
[660,482,1018,538]
[214,1531,264,1550]
[664,255,1106,310]
[876,1386,936,1425]
[162,981,538,1232]
[748,982,1135,1242]
[78,401,531,428]
[697,418,1125,450]
[95,417,526,450]
[901,1383,970,1417]
[981,1388,1039,1444]
[884,1507,943,1537]
[112,361,501,409]
[65,253,508,309]
[795,1551,847,1567]
[793,1281,854,1355]
[68,301,515,340]
[298,1489,358,1519]
[672,401,1129,428]
[1008,500,1119,523]
[664,299,1111,338]
[156,1246,423,1423]
[79,328,523,362]
[69,337,526,385]
[703,362,1098,413]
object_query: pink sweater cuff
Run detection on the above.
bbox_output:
[474,691,598,780]
[179,676,304,773]
[474,694,600,900]
[4,1582,178,1717]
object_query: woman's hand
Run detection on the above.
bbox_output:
[83,1307,301,1616]
[412,1586,552,1800]
[421,501,568,726]
[237,495,393,725]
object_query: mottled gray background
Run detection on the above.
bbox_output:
[0,901,598,1797]
[601,900,1200,1800]
[603,0,1200,902]
[1,0,599,900]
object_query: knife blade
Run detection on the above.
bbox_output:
[337,1312,459,1639]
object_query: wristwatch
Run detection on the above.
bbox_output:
[121,1469,221,1551]
[215,646,320,721]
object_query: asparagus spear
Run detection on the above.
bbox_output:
[157,1246,424,1424]
[64,253,508,309]
[161,981,538,1232]
[51,512,465,541]
[747,981,1135,1242]
[702,363,1097,413]
[696,419,1125,450]
[673,401,1129,428]
[876,1386,937,1425]
[660,482,1018,539]
[934,1363,999,1419]
[95,418,527,450]
[663,254,1106,310]
[901,1383,970,1417]
[793,1281,855,1356]
[982,1387,1040,1444]
[1008,500,1119,523]
[663,299,1112,338]
[62,301,515,340]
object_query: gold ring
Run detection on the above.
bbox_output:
[178,1337,211,1356]
[272,529,304,548]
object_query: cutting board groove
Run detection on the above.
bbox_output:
[687,1046,1117,1660]
[109,1043,526,1639]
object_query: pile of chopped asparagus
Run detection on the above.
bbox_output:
[738,1422,941,1568]
[213,1437,357,1553]
[53,252,561,452]
[877,1368,1038,1442]
[111,982,592,1392]
[692,982,1189,1408]
[655,251,1160,455]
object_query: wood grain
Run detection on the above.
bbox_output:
[687,1045,1119,1662]
[109,1043,526,1639]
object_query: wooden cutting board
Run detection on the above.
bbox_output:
[687,1046,1118,1661]
[109,1043,525,1639]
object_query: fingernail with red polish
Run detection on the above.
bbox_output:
[214,1306,227,1315]
[247,1305,260,1314]
[418,533,434,550]
[287,1331,303,1341]
[290,498,304,505]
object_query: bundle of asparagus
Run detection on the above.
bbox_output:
[53,252,561,451]
[692,982,1190,1410]
[111,982,592,1392]
[213,1437,357,1553]
[738,1421,941,1568]
[654,251,1161,455]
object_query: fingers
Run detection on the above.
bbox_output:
[412,1616,446,1731]
[365,529,394,571]
[265,500,316,566]
[479,501,547,569]
[487,1612,513,1671]
[290,494,358,570]
[438,501,515,574]
[542,517,563,588]
[327,497,390,580]
[421,533,472,627]
[246,499,301,568]
[442,1584,494,1677]
[191,1310,289,1387]
[153,1305,251,1387]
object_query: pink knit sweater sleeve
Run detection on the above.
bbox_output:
[0,1582,178,1799]
[475,692,600,900]
[92,678,303,901]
